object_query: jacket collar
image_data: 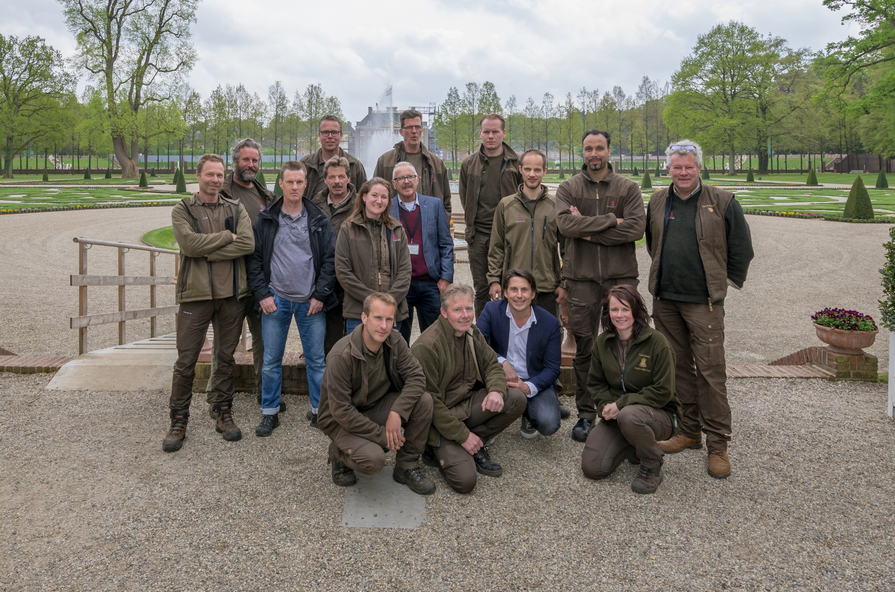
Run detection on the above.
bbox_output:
[348,322,401,361]
[578,162,616,185]
[513,183,549,204]
[478,142,518,161]
[603,325,653,346]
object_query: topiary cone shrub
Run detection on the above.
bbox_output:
[806,168,818,186]
[255,169,266,186]
[633,167,639,177]
[84,168,92,180]
[701,168,710,180]
[175,169,187,193]
[273,172,283,197]
[876,170,889,189]
[139,171,148,188]
[641,171,652,189]
[843,176,874,220]
[42,169,49,182]
[104,167,112,179]
[150,168,157,177]
[746,168,755,183]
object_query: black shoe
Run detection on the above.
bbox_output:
[278,398,287,413]
[520,416,538,439]
[392,466,436,495]
[332,459,357,487]
[631,463,663,494]
[421,446,438,468]
[559,405,572,420]
[309,412,318,429]
[255,413,279,437]
[472,448,503,477]
[571,418,593,442]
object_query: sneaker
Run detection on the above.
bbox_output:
[421,446,439,468]
[255,413,279,437]
[520,416,538,439]
[472,448,503,477]
[309,412,318,429]
[559,405,572,420]
[658,433,703,453]
[213,403,242,441]
[332,459,357,487]
[162,411,189,452]
[707,449,731,479]
[571,418,594,442]
[631,463,664,494]
[392,466,436,495]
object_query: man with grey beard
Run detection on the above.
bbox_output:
[202,138,277,416]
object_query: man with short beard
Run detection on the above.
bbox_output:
[202,138,276,415]
[555,129,645,444]
[300,115,366,199]
[312,156,360,357]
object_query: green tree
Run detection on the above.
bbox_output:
[77,87,112,175]
[61,0,198,179]
[295,83,343,154]
[267,81,289,167]
[557,92,582,176]
[435,86,463,168]
[877,169,889,188]
[0,34,74,178]
[806,167,819,185]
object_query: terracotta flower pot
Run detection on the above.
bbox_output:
[813,323,878,355]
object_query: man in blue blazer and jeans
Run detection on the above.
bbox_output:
[390,161,454,343]
[477,269,562,438]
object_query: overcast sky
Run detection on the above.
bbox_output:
[2,0,860,126]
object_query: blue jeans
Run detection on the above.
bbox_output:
[399,279,442,343]
[525,385,561,436]
[261,294,326,415]
[345,318,402,336]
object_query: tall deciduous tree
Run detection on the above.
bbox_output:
[0,34,74,178]
[435,86,463,168]
[268,81,288,167]
[61,0,199,178]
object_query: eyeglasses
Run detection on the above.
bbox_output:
[394,175,418,183]
[669,144,697,152]
[318,130,342,137]
[402,125,423,132]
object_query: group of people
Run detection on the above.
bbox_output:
[160,110,754,497]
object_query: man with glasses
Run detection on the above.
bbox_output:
[555,129,645,443]
[389,161,454,343]
[374,109,451,216]
[646,140,753,479]
[300,115,366,199]
[459,114,522,318]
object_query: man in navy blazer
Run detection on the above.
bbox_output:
[390,161,454,343]
[477,269,562,438]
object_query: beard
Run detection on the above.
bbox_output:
[237,167,257,183]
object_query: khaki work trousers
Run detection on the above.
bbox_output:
[432,387,526,493]
[170,296,245,412]
[652,298,731,451]
[581,405,674,479]
[205,295,263,401]
[328,391,434,473]
[566,278,638,420]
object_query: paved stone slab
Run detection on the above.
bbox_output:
[46,335,177,391]
[342,468,427,529]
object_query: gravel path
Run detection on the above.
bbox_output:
[1,208,894,590]
[0,373,892,590]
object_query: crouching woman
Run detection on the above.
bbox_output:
[581,285,682,494]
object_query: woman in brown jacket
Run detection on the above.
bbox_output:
[335,177,412,335]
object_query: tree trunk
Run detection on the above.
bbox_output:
[728,142,736,175]
[3,136,14,179]
[112,136,140,178]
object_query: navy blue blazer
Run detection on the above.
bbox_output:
[391,192,454,282]
[476,299,561,394]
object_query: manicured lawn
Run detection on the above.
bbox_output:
[143,226,177,250]
[0,185,181,213]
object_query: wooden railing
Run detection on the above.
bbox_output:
[70,237,180,355]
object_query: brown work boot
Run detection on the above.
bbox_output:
[162,410,189,452]
[707,449,731,479]
[213,403,243,442]
[658,432,703,453]
[631,462,663,494]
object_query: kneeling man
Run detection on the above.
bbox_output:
[477,269,562,439]
[412,283,526,493]
[317,292,436,495]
